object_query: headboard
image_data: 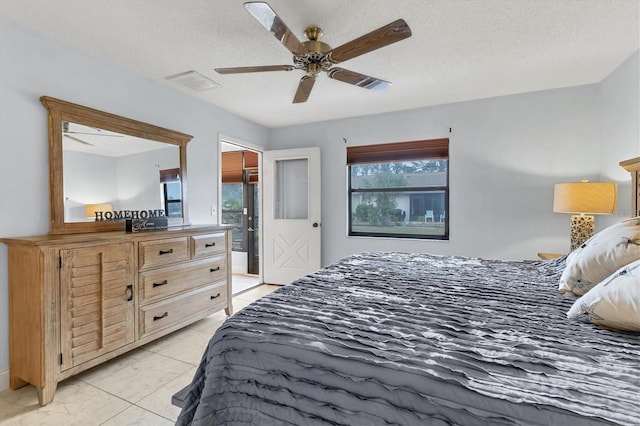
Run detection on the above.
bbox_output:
[620,156,640,217]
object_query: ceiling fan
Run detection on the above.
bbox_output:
[62,121,122,146]
[215,1,412,103]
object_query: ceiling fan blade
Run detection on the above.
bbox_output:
[326,19,412,64]
[89,127,124,137]
[243,2,306,56]
[327,67,391,91]
[215,65,296,74]
[66,131,121,137]
[63,122,122,137]
[293,75,316,103]
[64,134,94,146]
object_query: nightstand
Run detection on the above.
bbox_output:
[537,252,564,260]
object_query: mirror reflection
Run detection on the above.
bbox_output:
[62,122,181,223]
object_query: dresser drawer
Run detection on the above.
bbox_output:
[139,282,227,337]
[190,233,226,258]
[139,237,189,269]
[139,255,227,303]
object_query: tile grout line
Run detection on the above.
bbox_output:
[77,350,193,424]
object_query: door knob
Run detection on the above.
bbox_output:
[312,222,319,228]
[247,227,255,232]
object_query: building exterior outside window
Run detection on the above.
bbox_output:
[347,139,449,240]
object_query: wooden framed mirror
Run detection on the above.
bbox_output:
[41,96,192,235]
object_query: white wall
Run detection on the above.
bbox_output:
[599,50,640,228]
[271,69,637,266]
[63,150,119,221]
[0,17,269,386]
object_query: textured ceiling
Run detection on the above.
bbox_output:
[2,0,638,128]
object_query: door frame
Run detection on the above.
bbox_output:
[245,178,260,275]
[218,134,264,282]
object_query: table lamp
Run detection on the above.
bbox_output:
[85,203,113,221]
[553,180,616,251]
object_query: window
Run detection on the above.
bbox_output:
[222,183,245,251]
[347,138,449,240]
[160,168,182,218]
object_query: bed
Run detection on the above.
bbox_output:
[176,251,639,425]
[177,157,640,425]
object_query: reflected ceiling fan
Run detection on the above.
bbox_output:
[62,121,122,146]
[215,1,412,103]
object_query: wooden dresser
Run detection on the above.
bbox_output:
[1,225,232,405]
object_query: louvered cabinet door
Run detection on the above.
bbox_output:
[59,243,135,370]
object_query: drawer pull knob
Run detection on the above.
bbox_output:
[210,293,221,300]
[126,284,133,301]
[210,266,221,272]
[153,312,168,321]
[159,248,174,255]
[205,242,216,247]
[152,280,168,288]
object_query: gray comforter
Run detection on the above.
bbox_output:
[177,252,640,425]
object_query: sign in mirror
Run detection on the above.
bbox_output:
[62,121,181,223]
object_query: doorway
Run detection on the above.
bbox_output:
[220,140,262,293]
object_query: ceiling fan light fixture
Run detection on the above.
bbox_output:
[165,70,221,92]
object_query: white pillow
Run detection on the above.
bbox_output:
[567,259,640,331]
[558,217,640,295]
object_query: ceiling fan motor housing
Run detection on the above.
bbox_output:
[294,28,332,75]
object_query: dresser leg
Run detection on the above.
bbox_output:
[36,383,57,406]
[9,375,27,390]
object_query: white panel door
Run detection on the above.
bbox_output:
[263,147,321,285]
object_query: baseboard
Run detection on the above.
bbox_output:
[0,368,8,392]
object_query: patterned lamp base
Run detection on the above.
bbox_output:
[570,214,595,251]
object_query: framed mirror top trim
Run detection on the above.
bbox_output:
[41,96,193,235]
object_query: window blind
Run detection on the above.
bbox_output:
[222,151,260,183]
[244,151,258,170]
[222,151,243,183]
[159,168,180,183]
[346,138,449,165]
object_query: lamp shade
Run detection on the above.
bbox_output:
[85,203,113,218]
[553,181,616,214]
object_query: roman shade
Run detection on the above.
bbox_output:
[346,138,449,165]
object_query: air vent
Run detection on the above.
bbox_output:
[165,70,221,92]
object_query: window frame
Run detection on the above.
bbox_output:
[347,139,449,240]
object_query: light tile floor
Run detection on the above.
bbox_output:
[0,284,280,426]
[232,274,261,294]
